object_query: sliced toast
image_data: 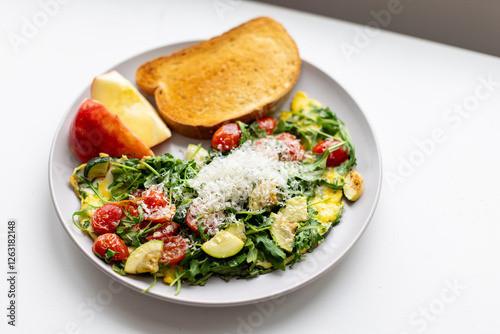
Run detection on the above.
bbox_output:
[135,17,301,139]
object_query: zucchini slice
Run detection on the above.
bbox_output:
[225,221,246,242]
[84,156,110,178]
[201,230,244,258]
[124,240,164,274]
[185,144,208,167]
[270,213,298,253]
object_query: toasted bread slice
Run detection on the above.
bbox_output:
[135,17,301,139]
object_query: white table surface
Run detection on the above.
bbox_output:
[2,0,500,333]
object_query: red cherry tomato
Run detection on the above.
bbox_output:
[143,187,168,208]
[122,204,139,218]
[92,233,129,262]
[275,133,305,161]
[129,188,144,198]
[185,205,224,235]
[141,187,176,223]
[144,221,180,242]
[212,123,241,151]
[253,138,279,160]
[160,235,189,265]
[255,116,277,135]
[91,204,123,235]
[312,139,349,167]
[185,206,204,235]
[253,138,269,146]
[113,199,141,218]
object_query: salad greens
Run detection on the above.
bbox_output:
[70,91,362,294]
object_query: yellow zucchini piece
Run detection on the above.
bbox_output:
[225,221,247,242]
[343,169,364,201]
[202,230,245,258]
[270,213,298,252]
[124,240,163,274]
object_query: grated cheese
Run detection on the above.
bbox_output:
[140,184,176,221]
[188,141,297,235]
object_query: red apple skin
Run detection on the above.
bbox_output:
[69,98,154,163]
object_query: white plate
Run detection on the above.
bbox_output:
[49,41,382,307]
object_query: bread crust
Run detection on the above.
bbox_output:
[136,17,301,139]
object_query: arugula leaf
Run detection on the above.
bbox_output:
[297,141,346,182]
[312,106,357,174]
[249,121,268,139]
[254,234,286,271]
[322,176,345,189]
[275,118,295,134]
[186,258,201,281]
[77,174,108,204]
[236,121,250,145]
[112,263,127,276]
[197,218,209,240]
[117,230,141,247]
[104,248,119,263]
[291,219,324,265]
[116,214,161,247]
[72,210,90,231]
[172,199,192,224]
[245,240,258,263]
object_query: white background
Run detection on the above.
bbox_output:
[1,0,500,333]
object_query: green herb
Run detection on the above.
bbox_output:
[104,248,119,263]
[72,210,89,231]
[297,142,345,182]
[249,121,268,138]
[169,268,185,295]
[141,274,157,293]
[112,263,127,276]
[237,121,250,145]
[77,174,108,204]
[172,199,192,224]
[254,234,286,271]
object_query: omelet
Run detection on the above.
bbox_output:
[69,155,126,236]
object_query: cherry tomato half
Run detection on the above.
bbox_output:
[129,188,144,198]
[122,204,139,218]
[144,221,180,242]
[253,138,279,160]
[255,116,277,135]
[276,133,305,161]
[185,206,205,235]
[141,187,176,223]
[92,204,123,235]
[92,233,129,262]
[160,235,189,265]
[312,139,349,167]
[212,123,241,151]
[113,199,140,218]
[142,187,168,208]
[185,205,224,235]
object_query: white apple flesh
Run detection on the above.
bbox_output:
[91,70,171,148]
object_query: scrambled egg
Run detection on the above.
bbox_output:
[69,159,119,235]
[280,92,322,132]
[313,168,345,229]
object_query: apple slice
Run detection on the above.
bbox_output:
[69,98,154,163]
[91,70,171,147]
